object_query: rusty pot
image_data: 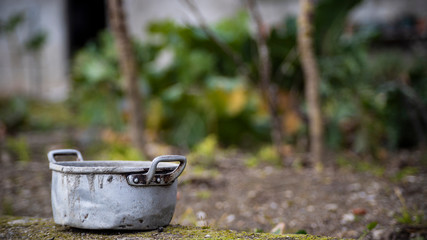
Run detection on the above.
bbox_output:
[48,149,186,230]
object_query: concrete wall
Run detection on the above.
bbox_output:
[125,0,300,40]
[0,0,68,101]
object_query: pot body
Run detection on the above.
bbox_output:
[51,171,177,230]
[48,149,186,230]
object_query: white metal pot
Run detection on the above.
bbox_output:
[48,149,186,230]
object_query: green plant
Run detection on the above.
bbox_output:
[25,31,47,52]
[96,139,144,161]
[392,167,419,182]
[245,145,281,167]
[69,0,427,158]
[71,17,269,149]
[394,188,425,225]
[189,134,218,168]
[0,97,29,133]
[5,136,30,162]
[336,155,385,177]
[1,197,14,215]
[357,221,377,240]
[0,12,25,34]
[27,101,74,130]
[196,190,212,200]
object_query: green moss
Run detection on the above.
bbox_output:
[0,216,341,239]
[1,198,15,215]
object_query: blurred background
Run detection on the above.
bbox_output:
[0,0,426,238]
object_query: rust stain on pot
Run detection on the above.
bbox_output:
[82,213,89,223]
[97,175,104,189]
[67,175,81,211]
[87,174,95,193]
[107,175,113,183]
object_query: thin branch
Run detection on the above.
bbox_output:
[298,0,324,168]
[247,0,287,164]
[182,0,250,79]
[108,0,146,157]
[273,47,298,83]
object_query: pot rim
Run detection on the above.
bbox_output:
[49,160,179,174]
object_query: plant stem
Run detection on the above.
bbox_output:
[108,0,146,157]
[297,0,324,168]
[247,0,287,165]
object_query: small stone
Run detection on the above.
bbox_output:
[197,211,207,220]
[8,219,30,225]
[372,229,385,240]
[158,227,164,232]
[270,202,278,210]
[341,213,355,224]
[325,203,338,212]
[270,222,285,234]
[226,214,235,223]
[197,220,208,227]
[205,234,211,238]
[348,183,361,192]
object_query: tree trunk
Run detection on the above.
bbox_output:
[297,0,323,168]
[107,0,146,156]
[247,0,287,165]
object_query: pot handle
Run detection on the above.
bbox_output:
[48,149,84,163]
[146,155,186,184]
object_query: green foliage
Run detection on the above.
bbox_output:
[189,135,218,168]
[69,0,427,156]
[367,222,377,231]
[316,0,427,154]
[395,208,425,225]
[392,167,419,182]
[357,221,377,240]
[1,197,14,215]
[394,188,426,226]
[71,17,268,149]
[70,32,125,130]
[27,101,74,130]
[0,97,74,133]
[336,156,385,177]
[5,136,30,162]
[196,190,212,200]
[25,31,47,52]
[0,97,29,133]
[314,0,363,55]
[97,141,144,161]
[0,12,25,34]
[245,145,281,168]
[0,12,48,53]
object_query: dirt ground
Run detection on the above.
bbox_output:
[0,131,426,239]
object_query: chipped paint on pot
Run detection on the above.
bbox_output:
[48,149,186,230]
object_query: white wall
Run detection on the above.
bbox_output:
[124,0,300,40]
[0,0,68,101]
[351,0,427,24]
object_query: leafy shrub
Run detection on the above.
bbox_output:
[245,145,281,167]
[69,0,427,156]
[0,97,29,133]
